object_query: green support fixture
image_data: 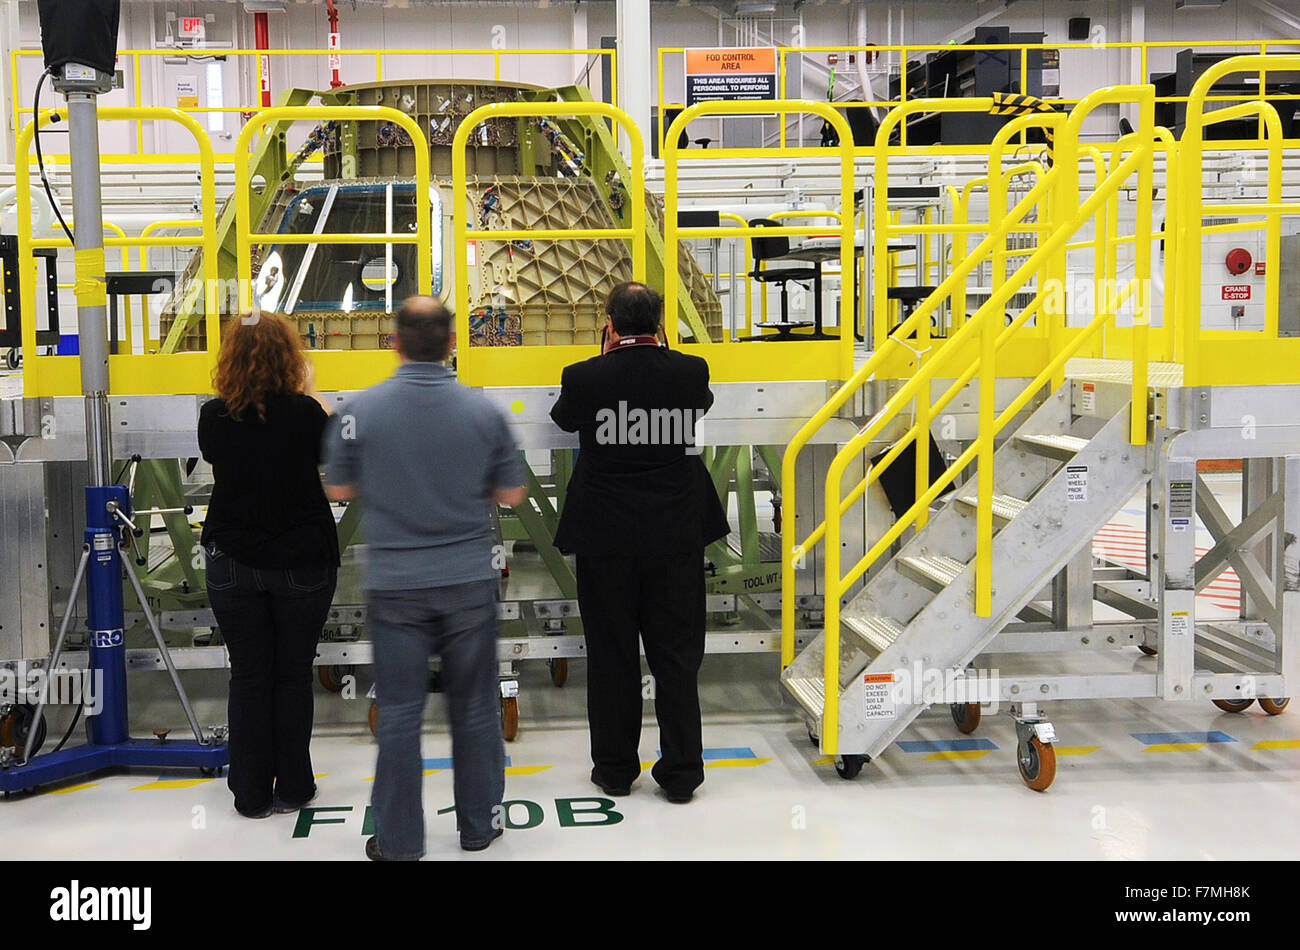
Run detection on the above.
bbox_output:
[533,84,714,342]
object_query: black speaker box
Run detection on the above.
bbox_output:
[37,0,121,75]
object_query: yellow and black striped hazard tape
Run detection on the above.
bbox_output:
[990,91,1058,160]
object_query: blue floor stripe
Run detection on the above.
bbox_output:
[655,747,759,760]
[1131,731,1235,745]
[703,747,758,760]
[422,756,513,770]
[896,738,998,753]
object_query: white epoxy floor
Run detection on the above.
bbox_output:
[7,472,1295,860]
[9,662,1300,861]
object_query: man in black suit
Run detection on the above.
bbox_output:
[550,281,729,804]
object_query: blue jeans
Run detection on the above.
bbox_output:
[368,579,504,859]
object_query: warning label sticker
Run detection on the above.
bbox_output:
[1221,285,1252,300]
[1169,479,1192,532]
[1066,465,1088,503]
[863,672,897,720]
[1170,610,1190,637]
[1080,382,1096,412]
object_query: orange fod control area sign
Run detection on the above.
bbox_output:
[684,47,779,107]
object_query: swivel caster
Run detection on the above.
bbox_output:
[807,726,819,748]
[198,765,223,777]
[1212,698,1254,713]
[317,665,354,693]
[951,702,981,734]
[1137,644,1158,656]
[1013,717,1057,791]
[548,658,569,688]
[368,702,379,737]
[0,703,47,760]
[1258,697,1290,716]
[501,696,519,742]
[1016,736,1056,791]
[833,754,866,780]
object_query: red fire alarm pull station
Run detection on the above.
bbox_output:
[1225,247,1253,276]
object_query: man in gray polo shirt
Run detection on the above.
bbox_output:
[324,296,526,860]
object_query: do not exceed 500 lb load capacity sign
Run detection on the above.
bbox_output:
[684,47,779,108]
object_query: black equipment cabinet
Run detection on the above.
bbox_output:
[0,234,61,361]
[1152,50,1300,139]
[887,27,1059,146]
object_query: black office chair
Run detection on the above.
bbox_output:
[743,218,818,341]
[887,285,940,339]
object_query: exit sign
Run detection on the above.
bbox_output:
[179,16,206,40]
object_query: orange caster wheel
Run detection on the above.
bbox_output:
[1212,698,1254,713]
[0,704,46,759]
[501,696,519,742]
[1258,697,1290,716]
[317,665,353,693]
[368,702,379,737]
[951,702,981,734]
[549,658,568,688]
[1017,736,1056,792]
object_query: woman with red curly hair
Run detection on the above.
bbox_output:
[198,311,339,819]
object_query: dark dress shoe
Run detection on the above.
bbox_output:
[592,776,632,796]
[461,828,504,853]
[273,785,318,814]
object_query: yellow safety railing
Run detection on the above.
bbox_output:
[16,108,220,398]
[943,158,1047,336]
[871,104,1059,379]
[139,219,204,352]
[658,39,1300,156]
[717,211,753,338]
[55,221,133,348]
[451,100,644,388]
[12,47,616,160]
[766,207,844,337]
[781,86,1157,752]
[1178,55,1300,386]
[234,106,432,393]
[664,100,857,382]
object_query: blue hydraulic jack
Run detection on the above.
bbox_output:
[0,40,227,792]
[0,487,228,793]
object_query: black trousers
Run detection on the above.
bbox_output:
[575,551,706,795]
[205,544,337,816]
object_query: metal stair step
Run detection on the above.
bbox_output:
[786,675,826,718]
[843,614,904,654]
[954,493,1028,521]
[1016,433,1089,461]
[897,553,967,591]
